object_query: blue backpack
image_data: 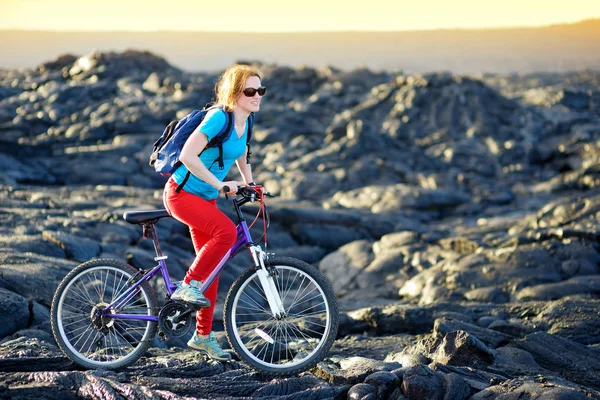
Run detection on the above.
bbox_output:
[149,104,254,192]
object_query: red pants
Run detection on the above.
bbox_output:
[163,178,237,335]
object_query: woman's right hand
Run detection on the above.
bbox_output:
[220,181,242,195]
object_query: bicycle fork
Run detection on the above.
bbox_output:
[249,246,285,319]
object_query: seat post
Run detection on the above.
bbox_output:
[143,222,164,259]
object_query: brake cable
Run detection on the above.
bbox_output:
[247,187,268,247]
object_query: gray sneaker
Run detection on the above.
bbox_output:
[188,331,232,361]
[170,280,210,308]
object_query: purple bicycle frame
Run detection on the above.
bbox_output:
[104,220,254,322]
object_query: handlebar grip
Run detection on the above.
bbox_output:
[222,185,230,193]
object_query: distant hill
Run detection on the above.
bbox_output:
[1,19,600,73]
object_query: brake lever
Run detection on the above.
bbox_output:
[222,185,230,200]
[234,186,254,202]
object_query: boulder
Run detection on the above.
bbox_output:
[510,331,600,390]
[0,289,29,339]
[42,231,100,262]
[431,330,495,368]
[401,365,444,400]
[313,356,402,385]
[319,240,374,296]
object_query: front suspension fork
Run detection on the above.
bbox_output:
[249,246,285,318]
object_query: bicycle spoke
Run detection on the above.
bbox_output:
[282,323,297,364]
[238,293,271,315]
[239,322,265,342]
[297,319,328,330]
[287,275,309,312]
[235,317,276,324]
[298,324,326,338]
[114,320,145,335]
[62,317,91,329]
[63,297,93,310]
[270,322,279,365]
[287,277,312,311]
[84,330,103,359]
[110,269,119,304]
[249,277,269,300]
[289,289,321,311]
[287,309,328,318]
[240,318,275,339]
[101,269,109,304]
[111,326,135,349]
[285,322,318,352]
[244,280,270,307]
[237,295,269,314]
[289,301,327,316]
[255,338,270,360]
[66,324,94,344]
[111,272,126,304]
[73,325,98,353]
[282,269,300,305]
[278,322,288,360]
[233,312,269,317]
[230,262,335,371]
[54,263,157,369]
[71,282,96,305]
[91,270,103,300]
[126,291,147,306]
[251,327,270,357]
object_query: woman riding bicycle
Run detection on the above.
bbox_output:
[163,64,265,361]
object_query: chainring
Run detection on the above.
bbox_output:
[158,301,195,338]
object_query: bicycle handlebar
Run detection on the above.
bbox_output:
[221,185,275,200]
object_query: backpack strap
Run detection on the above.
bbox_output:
[175,170,192,193]
[149,119,178,167]
[209,111,234,170]
[175,108,234,193]
[246,112,254,164]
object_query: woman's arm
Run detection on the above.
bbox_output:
[235,149,254,184]
[179,132,224,190]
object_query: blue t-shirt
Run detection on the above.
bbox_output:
[172,108,247,200]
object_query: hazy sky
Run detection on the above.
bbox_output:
[2,0,600,32]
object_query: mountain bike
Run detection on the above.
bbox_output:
[50,185,338,376]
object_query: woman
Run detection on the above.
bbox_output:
[163,64,265,361]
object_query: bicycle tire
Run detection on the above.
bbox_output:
[50,258,158,370]
[224,256,338,376]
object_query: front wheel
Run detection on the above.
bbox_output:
[50,259,158,370]
[224,256,338,376]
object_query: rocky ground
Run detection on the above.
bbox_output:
[1,50,600,399]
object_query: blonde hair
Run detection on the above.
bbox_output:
[215,64,262,112]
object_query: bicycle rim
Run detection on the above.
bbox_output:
[230,265,332,370]
[55,265,154,367]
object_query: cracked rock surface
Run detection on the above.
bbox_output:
[1,51,600,399]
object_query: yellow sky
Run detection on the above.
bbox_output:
[2,0,600,32]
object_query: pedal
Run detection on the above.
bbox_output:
[158,330,168,342]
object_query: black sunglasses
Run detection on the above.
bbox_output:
[243,86,267,97]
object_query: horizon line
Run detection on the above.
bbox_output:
[1,17,598,34]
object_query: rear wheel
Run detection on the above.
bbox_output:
[224,256,338,376]
[51,259,158,369]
